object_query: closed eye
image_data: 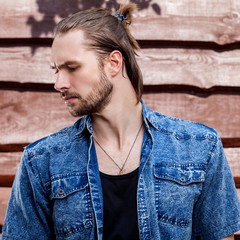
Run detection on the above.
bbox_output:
[67,66,79,72]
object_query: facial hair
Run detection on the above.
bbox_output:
[61,68,113,117]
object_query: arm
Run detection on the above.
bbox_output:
[192,135,240,239]
[1,150,53,239]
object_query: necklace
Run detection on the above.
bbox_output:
[93,122,143,175]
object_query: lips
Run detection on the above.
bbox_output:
[62,96,78,104]
[60,92,80,105]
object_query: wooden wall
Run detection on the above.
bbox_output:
[1,0,240,237]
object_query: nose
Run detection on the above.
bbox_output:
[54,71,71,92]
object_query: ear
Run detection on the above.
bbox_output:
[107,50,123,77]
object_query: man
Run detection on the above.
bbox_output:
[1,3,240,240]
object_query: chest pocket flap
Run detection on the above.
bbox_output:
[154,163,206,185]
[50,172,88,199]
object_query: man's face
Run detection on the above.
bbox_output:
[50,30,113,117]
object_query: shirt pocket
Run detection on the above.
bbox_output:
[50,172,93,238]
[153,163,206,228]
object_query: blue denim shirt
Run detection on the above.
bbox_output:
[2,100,240,240]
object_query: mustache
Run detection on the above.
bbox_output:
[60,91,81,99]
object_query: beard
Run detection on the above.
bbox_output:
[61,68,113,117]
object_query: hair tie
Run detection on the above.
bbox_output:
[113,13,130,24]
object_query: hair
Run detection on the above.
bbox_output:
[53,2,143,102]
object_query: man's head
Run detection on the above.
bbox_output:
[51,3,143,116]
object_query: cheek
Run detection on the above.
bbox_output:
[70,74,97,94]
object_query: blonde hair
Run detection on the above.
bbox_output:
[54,3,143,102]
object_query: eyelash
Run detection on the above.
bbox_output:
[68,67,78,72]
[53,66,78,74]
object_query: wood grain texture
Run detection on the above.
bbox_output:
[0,152,20,187]
[0,152,21,175]
[138,48,240,88]
[1,0,240,44]
[143,93,240,138]
[0,47,55,84]
[0,187,11,226]
[1,46,240,88]
[225,148,240,177]
[1,90,240,144]
[0,90,75,144]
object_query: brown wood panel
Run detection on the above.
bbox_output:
[1,0,240,44]
[139,48,240,88]
[1,90,240,144]
[225,148,240,177]
[0,187,11,227]
[0,90,75,144]
[143,93,240,138]
[0,152,21,175]
[1,46,240,88]
[0,152,21,187]
[0,47,54,84]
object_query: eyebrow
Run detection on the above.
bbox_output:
[50,60,81,69]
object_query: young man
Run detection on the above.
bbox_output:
[1,3,240,240]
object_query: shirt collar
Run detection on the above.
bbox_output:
[141,99,159,130]
[76,115,93,136]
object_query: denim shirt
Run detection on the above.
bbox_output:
[2,100,240,240]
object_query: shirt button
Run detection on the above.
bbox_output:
[180,177,186,183]
[58,189,64,195]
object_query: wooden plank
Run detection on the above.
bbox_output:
[222,139,240,148]
[0,187,11,227]
[0,90,240,144]
[1,46,240,88]
[0,47,55,84]
[0,90,75,144]
[226,148,240,177]
[0,152,21,187]
[0,152,21,175]
[1,0,240,44]
[237,189,240,200]
[143,93,240,138]
[138,48,240,88]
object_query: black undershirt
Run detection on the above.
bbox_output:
[100,168,140,240]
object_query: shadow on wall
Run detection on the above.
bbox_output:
[26,0,161,45]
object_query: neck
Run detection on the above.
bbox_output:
[91,94,143,150]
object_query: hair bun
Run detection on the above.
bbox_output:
[117,2,137,26]
[116,2,139,50]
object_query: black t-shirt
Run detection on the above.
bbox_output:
[100,168,140,240]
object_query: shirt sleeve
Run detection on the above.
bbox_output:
[1,149,54,240]
[192,134,240,239]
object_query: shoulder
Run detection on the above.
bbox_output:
[147,109,218,142]
[24,117,86,157]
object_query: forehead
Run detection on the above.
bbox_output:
[50,29,94,65]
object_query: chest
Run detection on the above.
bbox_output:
[94,133,144,175]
